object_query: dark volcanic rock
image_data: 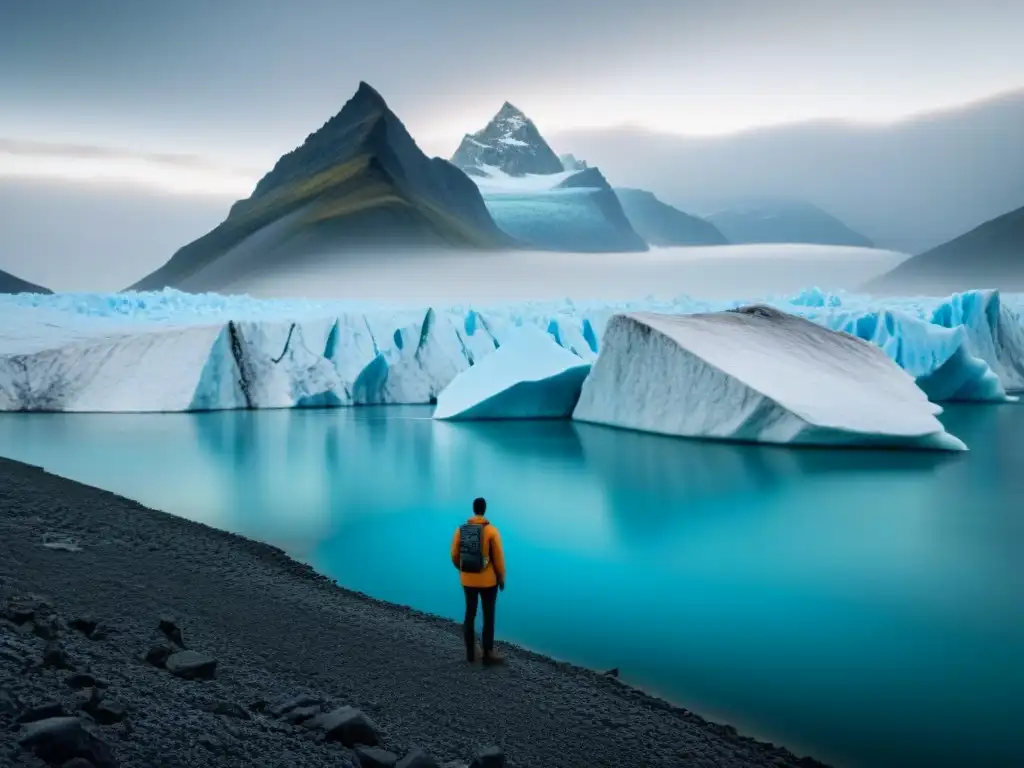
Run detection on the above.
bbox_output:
[144,643,173,668]
[157,617,185,648]
[469,746,505,768]
[317,706,380,747]
[66,673,106,690]
[211,701,252,720]
[60,759,98,768]
[284,704,321,724]
[268,693,322,718]
[396,748,440,768]
[42,640,74,670]
[17,700,67,723]
[70,617,99,638]
[355,745,399,768]
[6,597,38,625]
[164,650,217,680]
[18,716,116,767]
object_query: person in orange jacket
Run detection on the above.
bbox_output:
[450,496,506,665]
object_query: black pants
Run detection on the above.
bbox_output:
[463,585,498,659]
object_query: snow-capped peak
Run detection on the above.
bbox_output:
[451,101,564,177]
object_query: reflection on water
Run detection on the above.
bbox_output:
[0,405,1021,768]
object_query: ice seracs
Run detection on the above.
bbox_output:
[433,327,591,420]
[1,287,1021,423]
[572,307,967,451]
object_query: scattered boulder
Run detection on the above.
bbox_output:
[469,746,506,768]
[197,734,223,753]
[70,617,99,638]
[602,668,620,678]
[283,704,321,724]
[7,605,36,625]
[78,690,125,726]
[144,643,174,668]
[157,617,185,648]
[397,748,440,768]
[41,534,83,552]
[268,693,322,718]
[17,701,67,724]
[165,650,217,680]
[211,701,251,720]
[317,705,380,747]
[42,641,74,670]
[66,673,106,690]
[18,716,116,767]
[1,688,21,715]
[33,615,62,641]
[356,746,400,768]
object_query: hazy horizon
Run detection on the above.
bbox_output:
[1,0,1021,294]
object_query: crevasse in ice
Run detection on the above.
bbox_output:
[0,288,1021,415]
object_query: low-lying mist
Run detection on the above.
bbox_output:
[215,244,910,304]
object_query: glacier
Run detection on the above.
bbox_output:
[572,308,965,451]
[433,327,592,420]
[0,288,1022,419]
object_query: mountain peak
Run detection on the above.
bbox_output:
[354,80,387,106]
[245,81,400,201]
[450,100,564,177]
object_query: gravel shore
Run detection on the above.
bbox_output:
[0,457,828,768]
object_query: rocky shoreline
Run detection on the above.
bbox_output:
[0,457,828,767]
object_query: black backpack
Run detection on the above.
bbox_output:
[458,522,490,573]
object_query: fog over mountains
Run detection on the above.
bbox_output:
[553,89,1024,254]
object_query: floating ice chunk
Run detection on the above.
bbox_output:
[572,307,966,451]
[434,327,591,420]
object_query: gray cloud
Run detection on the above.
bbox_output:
[0,138,259,177]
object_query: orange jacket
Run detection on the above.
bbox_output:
[451,516,506,589]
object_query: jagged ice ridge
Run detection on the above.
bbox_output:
[0,288,1021,414]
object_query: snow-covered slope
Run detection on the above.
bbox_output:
[573,307,965,451]
[433,327,591,420]
[451,105,648,252]
[0,288,1021,419]
[468,165,648,252]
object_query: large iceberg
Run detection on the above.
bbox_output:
[572,307,966,451]
[433,327,591,420]
[0,287,1021,414]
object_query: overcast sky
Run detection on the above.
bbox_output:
[3,0,1024,188]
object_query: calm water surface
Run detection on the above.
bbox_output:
[0,405,1021,768]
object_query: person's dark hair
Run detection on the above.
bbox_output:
[473,497,487,516]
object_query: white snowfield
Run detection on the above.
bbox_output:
[433,327,592,420]
[573,308,966,451]
[0,288,1021,423]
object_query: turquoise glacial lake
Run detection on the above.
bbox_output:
[0,405,1021,768]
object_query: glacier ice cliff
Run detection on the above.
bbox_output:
[433,327,591,420]
[572,307,965,451]
[0,287,1021,414]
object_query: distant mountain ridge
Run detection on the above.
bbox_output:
[132,82,511,294]
[864,203,1024,294]
[614,189,728,247]
[698,198,873,248]
[0,268,51,294]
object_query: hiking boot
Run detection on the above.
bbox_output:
[467,643,483,663]
[481,650,505,666]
